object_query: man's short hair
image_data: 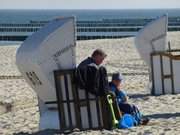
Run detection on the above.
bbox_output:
[91,49,107,58]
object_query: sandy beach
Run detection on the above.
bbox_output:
[1,32,180,135]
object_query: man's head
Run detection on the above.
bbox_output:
[91,49,107,65]
[112,73,123,87]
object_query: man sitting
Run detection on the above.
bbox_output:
[76,49,109,96]
[76,49,112,129]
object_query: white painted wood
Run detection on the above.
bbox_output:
[16,17,76,105]
[135,15,168,67]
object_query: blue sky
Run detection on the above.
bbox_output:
[1,0,180,9]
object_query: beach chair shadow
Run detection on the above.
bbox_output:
[146,112,180,119]
[129,93,150,99]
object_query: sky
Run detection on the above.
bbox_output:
[1,0,180,9]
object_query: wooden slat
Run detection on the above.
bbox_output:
[85,90,92,129]
[64,75,73,129]
[70,73,82,128]
[170,58,175,94]
[150,53,155,95]
[163,75,172,79]
[54,69,110,132]
[54,72,66,130]
[160,55,165,94]
[95,97,102,128]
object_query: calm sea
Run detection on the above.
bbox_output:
[0,9,180,23]
[0,9,180,45]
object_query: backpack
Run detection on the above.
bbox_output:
[119,106,143,129]
[119,114,137,128]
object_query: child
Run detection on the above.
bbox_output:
[109,73,149,125]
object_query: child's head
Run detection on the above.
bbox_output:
[112,72,123,87]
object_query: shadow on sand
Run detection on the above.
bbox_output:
[146,112,180,119]
[129,93,151,99]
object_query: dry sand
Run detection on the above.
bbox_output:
[1,32,180,135]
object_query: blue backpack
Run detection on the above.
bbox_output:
[119,106,143,129]
[119,114,137,128]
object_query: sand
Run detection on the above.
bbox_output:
[1,32,180,135]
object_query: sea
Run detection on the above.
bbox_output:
[0,9,180,45]
[0,9,180,23]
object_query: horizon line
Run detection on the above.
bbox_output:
[0,8,180,10]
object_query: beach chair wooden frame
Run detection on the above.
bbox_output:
[54,69,111,133]
[150,49,180,95]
